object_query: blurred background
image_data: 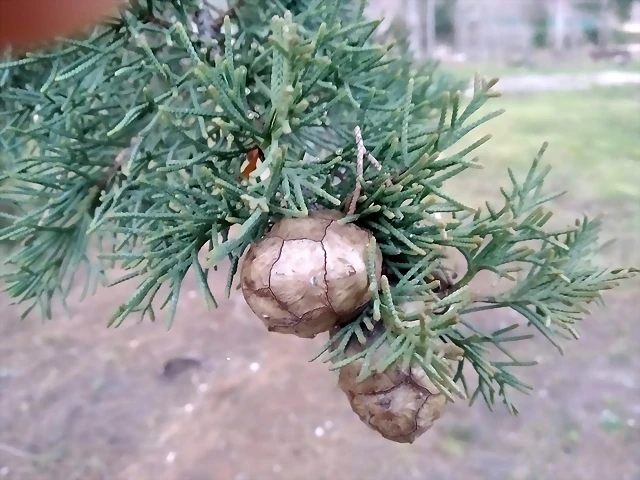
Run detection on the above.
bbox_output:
[1,1,639,479]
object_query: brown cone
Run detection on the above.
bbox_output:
[240,209,382,338]
[336,324,447,443]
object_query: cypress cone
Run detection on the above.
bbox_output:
[240,210,382,338]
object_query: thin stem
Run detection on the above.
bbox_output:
[460,304,505,315]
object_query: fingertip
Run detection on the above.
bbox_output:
[0,0,125,51]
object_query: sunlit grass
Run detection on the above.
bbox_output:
[440,85,640,269]
[441,59,640,83]
[446,86,640,205]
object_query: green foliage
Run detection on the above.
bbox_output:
[0,0,636,414]
[615,0,637,20]
[0,157,15,240]
[531,9,550,49]
[435,0,456,43]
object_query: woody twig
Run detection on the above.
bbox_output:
[348,126,384,215]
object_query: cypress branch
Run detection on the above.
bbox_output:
[0,0,637,415]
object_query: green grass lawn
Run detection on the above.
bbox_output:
[444,86,640,205]
[440,59,640,83]
[440,85,640,270]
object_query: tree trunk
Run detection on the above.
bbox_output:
[418,0,437,57]
[599,0,612,47]
[552,0,569,53]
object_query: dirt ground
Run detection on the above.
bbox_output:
[1,190,639,480]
